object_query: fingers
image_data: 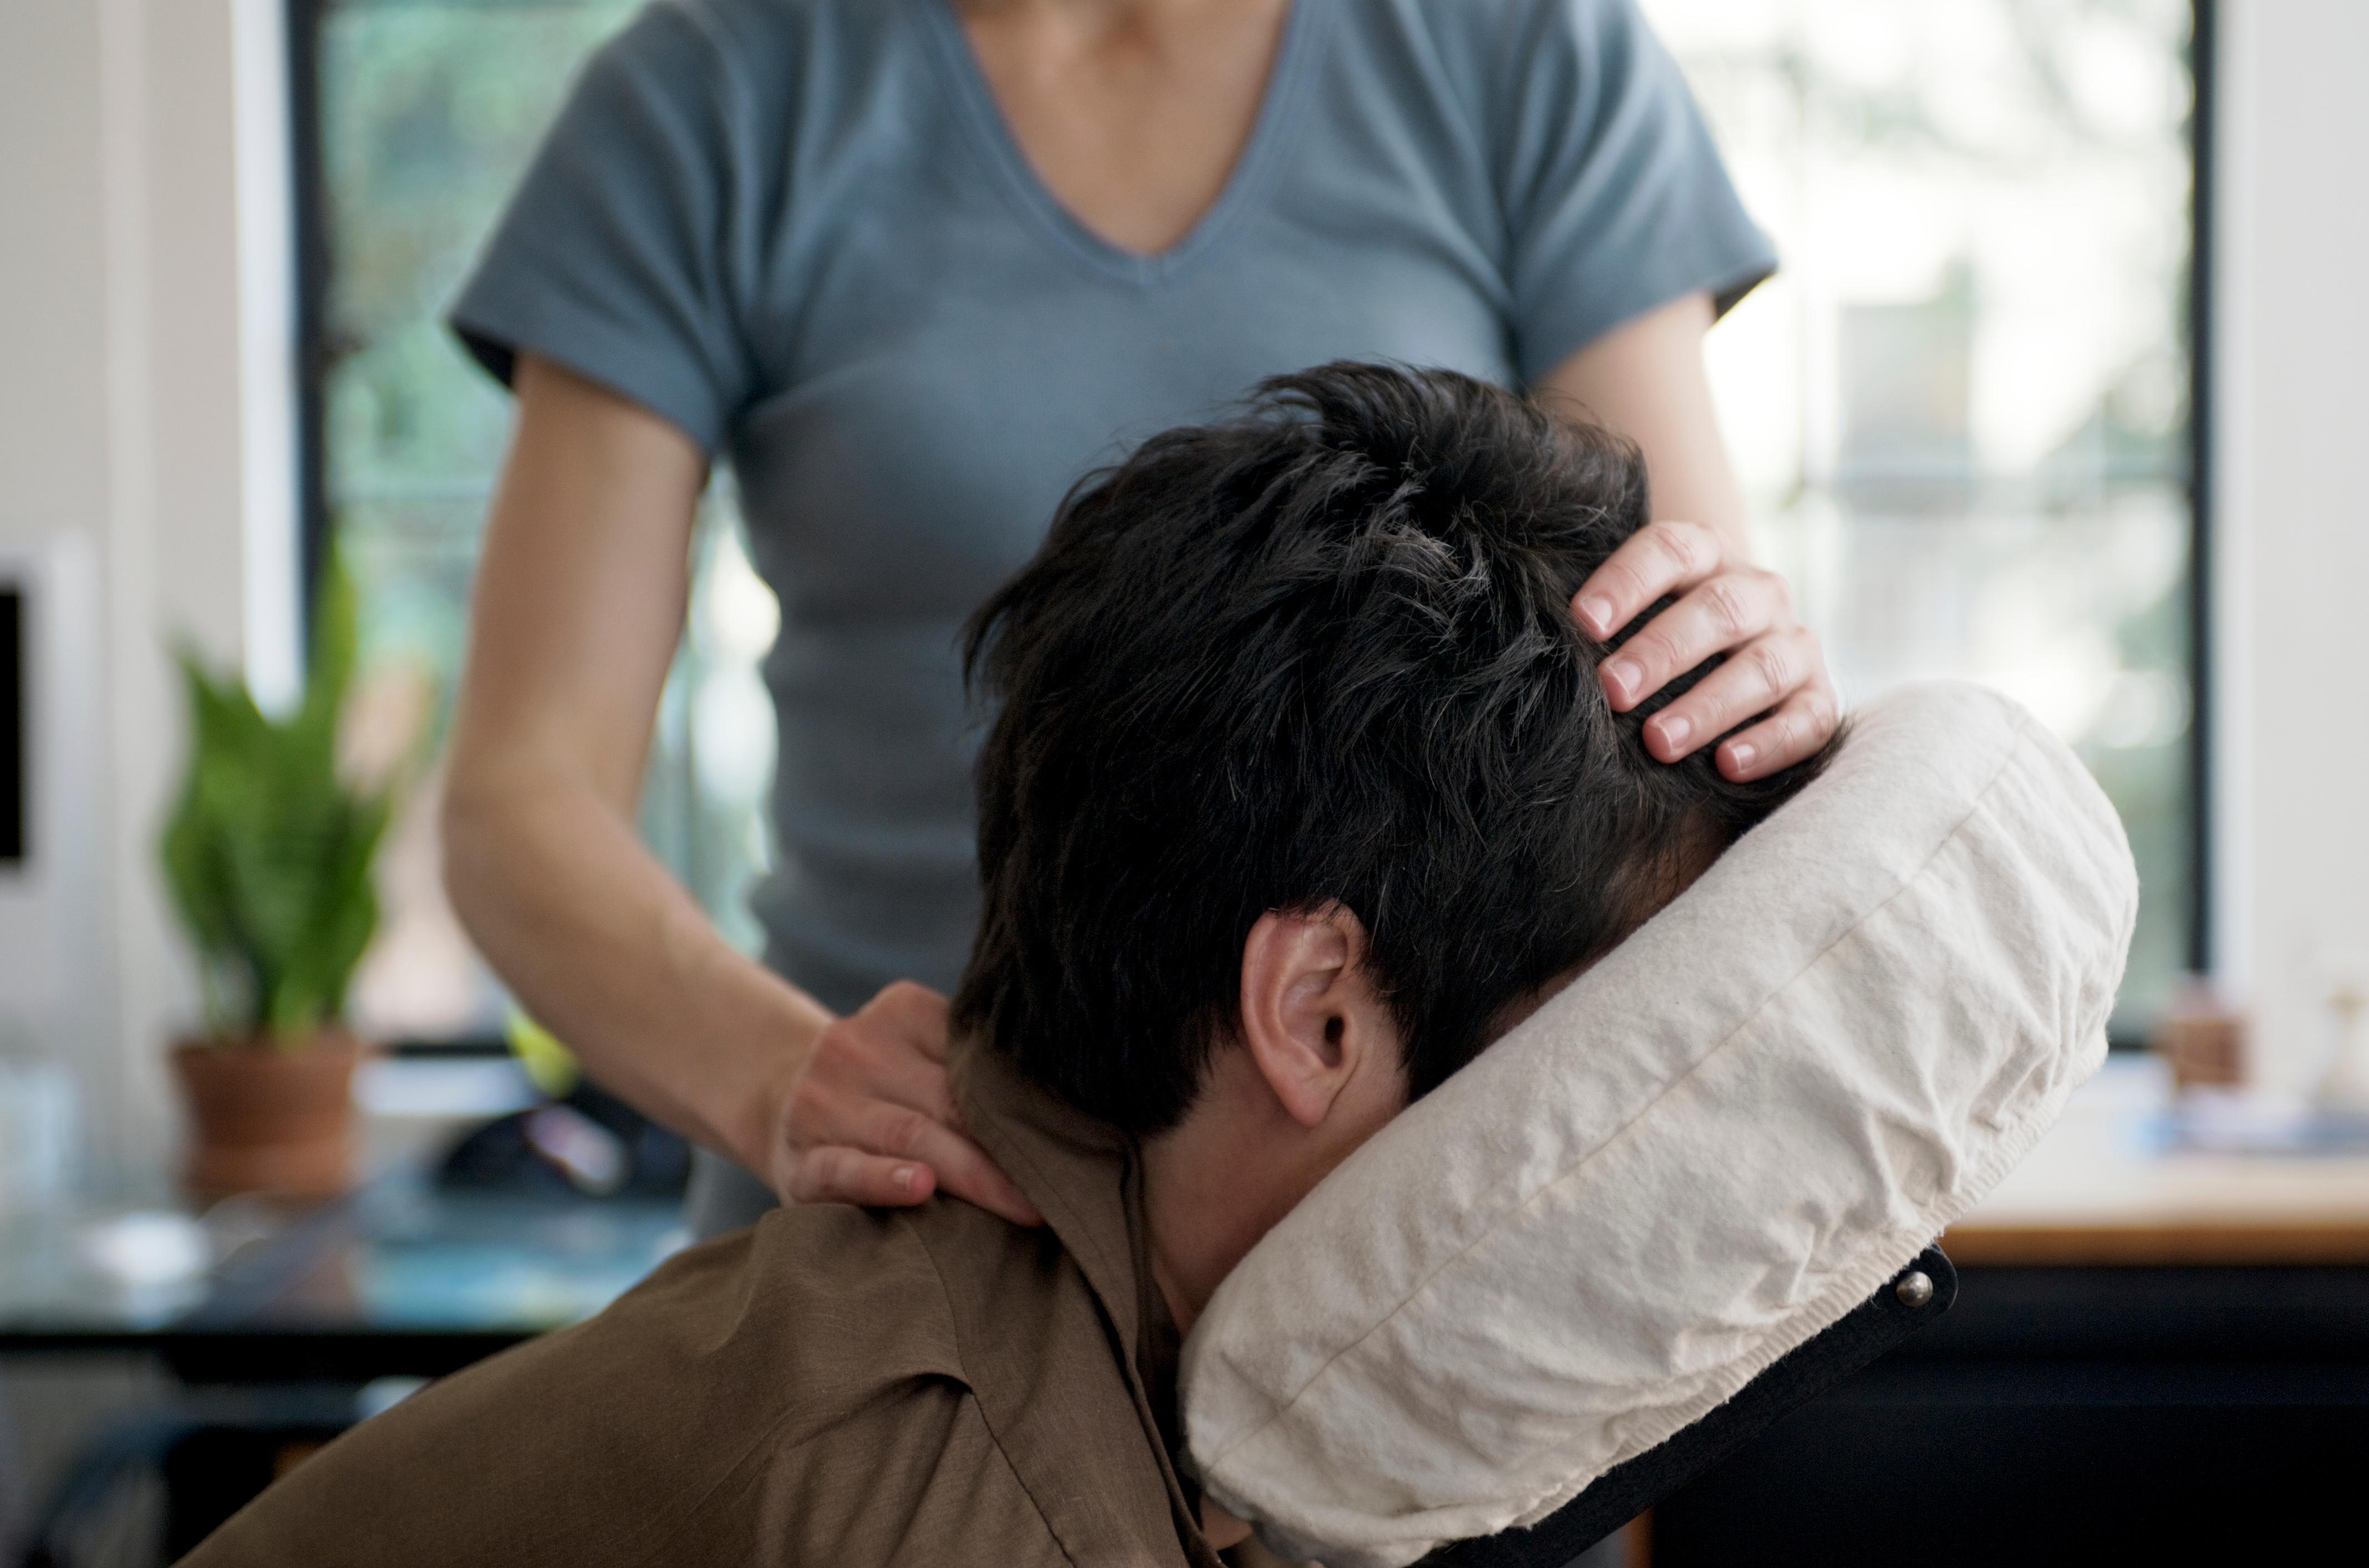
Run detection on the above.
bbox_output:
[841,1090,1041,1225]
[1711,681,1842,782]
[1635,624,1822,762]
[775,979,1045,1225]
[782,1100,1045,1225]
[1595,565,1793,716]
[786,1146,938,1208]
[909,1133,1045,1227]
[1570,519,1729,642]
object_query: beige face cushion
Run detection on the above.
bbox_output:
[1178,681,2138,1568]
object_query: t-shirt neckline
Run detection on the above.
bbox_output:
[917,0,1333,288]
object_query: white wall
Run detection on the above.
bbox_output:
[2214,0,2369,1089]
[0,0,262,1187]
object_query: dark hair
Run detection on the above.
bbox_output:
[955,363,1835,1136]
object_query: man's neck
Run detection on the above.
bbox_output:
[1138,1039,1408,1335]
[1141,1139,1296,1338]
[1136,1049,1326,1336]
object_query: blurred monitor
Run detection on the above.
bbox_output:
[0,539,107,1130]
[1,583,22,864]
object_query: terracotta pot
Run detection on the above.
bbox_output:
[172,1031,363,1200]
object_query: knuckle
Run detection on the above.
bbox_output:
[1631,625,1682,675]
[1706,674,1750,729]
[1607,556,1654,604]
[1797,688,1839,739]
[1678,689,1729,735]
[809,1020,857,1071]
[876,1105,934,1160]
[1747,638,1793,694]
[1646,522,1697,576]
[1702,577,1755,639]
[787,1150,838,1205]
[785,1075,830,1134]
[1670,520,1720,575]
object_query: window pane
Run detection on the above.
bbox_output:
[1641,0,2196,1035]
[319,0,775,1038]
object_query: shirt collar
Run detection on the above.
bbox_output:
[949,1036,1216,1563]
[951,1035,1147,1348]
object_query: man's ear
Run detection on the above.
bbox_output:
[1238,904,1390,1129]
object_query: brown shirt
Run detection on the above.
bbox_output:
[183,1043,1231,1568]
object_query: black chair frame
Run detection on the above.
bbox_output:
[1432,1246,1959,1567]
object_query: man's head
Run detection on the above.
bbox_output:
[958,363,1831,1152]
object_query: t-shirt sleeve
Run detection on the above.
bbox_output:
[448,1,761,453]
[1492,0,1776,384]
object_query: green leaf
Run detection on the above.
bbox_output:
[157,546,394,1045]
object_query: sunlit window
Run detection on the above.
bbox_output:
[1643,0,2198,1034]
[312,0,756,1041]
[309,0,2197,1040]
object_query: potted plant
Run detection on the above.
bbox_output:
[160,557,394,1199]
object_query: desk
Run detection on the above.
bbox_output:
[1,1145,687,1556]
[1943,1056,2369,1264]
[0,1173,685,1382]
[1655,1057,2369,1566]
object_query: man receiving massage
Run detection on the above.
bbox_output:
[185,364,1837,1566]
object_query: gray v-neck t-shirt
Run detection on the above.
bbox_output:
[453,0,1772,1018]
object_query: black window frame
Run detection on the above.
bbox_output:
[2185,0,2219,980]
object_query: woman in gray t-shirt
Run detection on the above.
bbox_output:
[442,0,1842,1235]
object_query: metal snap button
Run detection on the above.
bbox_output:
[1894,1269,1935,1309]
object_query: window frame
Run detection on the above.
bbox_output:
[2186,0,2219,980]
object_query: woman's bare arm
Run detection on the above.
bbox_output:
[443,353,1038,1222]
[1537,292,1841,780]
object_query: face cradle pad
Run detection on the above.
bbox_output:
[1180,681,2138,1568]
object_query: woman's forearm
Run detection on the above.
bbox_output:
[1536,291,1750,554]
[441,354,826,1173]
[441,355,1033,1219]
[443,752,829,1173]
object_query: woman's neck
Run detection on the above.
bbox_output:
[952,0,1295,256]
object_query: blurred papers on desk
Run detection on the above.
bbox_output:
[1948,1056,2369,1265]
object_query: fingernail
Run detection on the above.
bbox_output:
[893,1165,916,1190]
[1578,595,1614,635]
[1727,741,1757,773]
[1656,714,1692,750]
[1605,659,1640,701]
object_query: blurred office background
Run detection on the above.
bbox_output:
[1,0,2299,1184]
[3,0,2367,1556]
[1,0,2348,1232]
[287,0,2203,1064]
